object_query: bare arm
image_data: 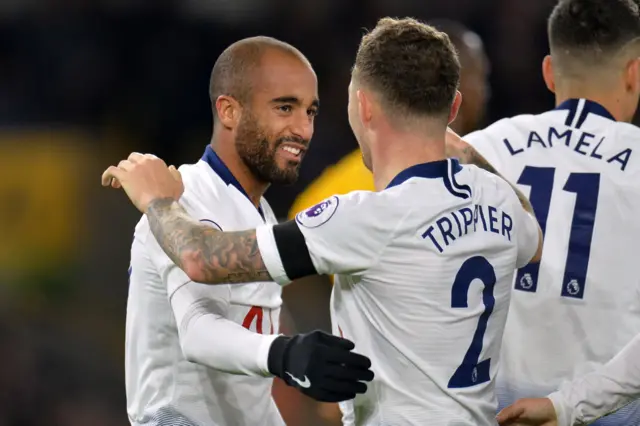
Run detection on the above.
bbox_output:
[460,144,535,216]
[146,197,271,284]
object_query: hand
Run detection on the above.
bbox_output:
[445,126,473,162]
[101,153,184,213]
[497,398,558,426]
[267,330,374,403]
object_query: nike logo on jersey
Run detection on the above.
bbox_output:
[286,372,311,388]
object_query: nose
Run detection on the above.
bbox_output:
[289,112,314,142]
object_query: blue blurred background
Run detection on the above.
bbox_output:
[0,0,623,424]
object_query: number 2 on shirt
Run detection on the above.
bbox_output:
[514,166,600,299]
[448,256,496,388]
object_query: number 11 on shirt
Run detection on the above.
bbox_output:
[514,166,600,299]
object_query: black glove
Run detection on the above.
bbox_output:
[267,330,374,402]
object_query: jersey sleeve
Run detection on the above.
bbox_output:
[170,281,278,376]
[141,183,279,377]
[548,332,640,426]
[257,191,398,285]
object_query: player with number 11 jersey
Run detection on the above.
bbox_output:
[462,1,640,423]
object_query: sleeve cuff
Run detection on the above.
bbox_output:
[548,392,573,426]
[256,333,282,376]
[255,225,292,286]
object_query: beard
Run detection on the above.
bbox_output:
[235,111,306,185]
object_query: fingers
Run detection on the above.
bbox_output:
[127,152,145,163]
[317,377,368,395]
[168,165,183,185]
[323,347,372,371]
[315,331,356,351]
[496,404,525,425]
[101,166,125,187]
[324,365,374,383]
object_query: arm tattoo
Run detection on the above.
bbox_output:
[462,146,536,216]
[146,198,271,284]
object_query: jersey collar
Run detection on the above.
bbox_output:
[386,158,462,189]
[201,145,264,219]
[554,98,615,127]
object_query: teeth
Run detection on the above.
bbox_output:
[282,146,301,155]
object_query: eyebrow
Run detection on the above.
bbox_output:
[271,96,320,109]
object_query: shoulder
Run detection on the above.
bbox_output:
[289,150,374,218]
[293,189,391,229]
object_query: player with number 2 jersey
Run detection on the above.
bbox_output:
[110,19,543,426]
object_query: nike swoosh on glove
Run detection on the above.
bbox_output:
[267,330,374,402]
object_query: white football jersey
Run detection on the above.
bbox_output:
[256,158,540,425]
[465,98,640,425]
[126,146,284,426]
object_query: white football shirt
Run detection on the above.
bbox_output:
[256,158,540,425]
[126,146,284,426]
[548,331,640,426]
[465,98,640,425]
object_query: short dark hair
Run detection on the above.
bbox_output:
[209,36,306,110]
[353,17,460,120]
[548,0,640,61]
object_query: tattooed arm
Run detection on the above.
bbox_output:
[445,128,535,216]
[146,197,271,284]
[460,144,535,216]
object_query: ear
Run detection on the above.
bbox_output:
[448,91,462,125]
[542,55,556,93]
[624,57,640,94]
[357,90,373,129]
[215,95,242,129]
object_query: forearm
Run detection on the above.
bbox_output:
[460,145,535,216]
[171,284,278,376]
[146,197,270,284]
[180,310,279,376]
[548,333,640,426]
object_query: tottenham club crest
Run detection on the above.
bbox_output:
[296,196,340,228]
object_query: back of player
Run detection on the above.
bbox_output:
[464,1,640,424]
[316,160,540,425]
[468,100,640,424]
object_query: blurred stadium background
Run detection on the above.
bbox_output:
[1,1,634,425]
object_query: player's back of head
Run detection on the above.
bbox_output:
[548,0,640,79]
[352,17,461,125]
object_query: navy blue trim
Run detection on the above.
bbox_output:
[386,158,461,189]
[386,159,470,199]
[201,145,264,219]
[555,99,615,128]
[448,160,472,199]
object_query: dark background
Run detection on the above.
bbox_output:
[0,1,620,425]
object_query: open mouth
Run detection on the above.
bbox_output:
[278,143,306,162]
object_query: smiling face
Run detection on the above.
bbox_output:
[235,48,319,185]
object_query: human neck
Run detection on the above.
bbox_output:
[209,138,270,208]
[554,81,627,122]
[371,130,447,191]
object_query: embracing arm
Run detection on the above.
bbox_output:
[146,197,271,284]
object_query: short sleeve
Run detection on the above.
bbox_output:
[256,191,398,285]
[510,195,540,268]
